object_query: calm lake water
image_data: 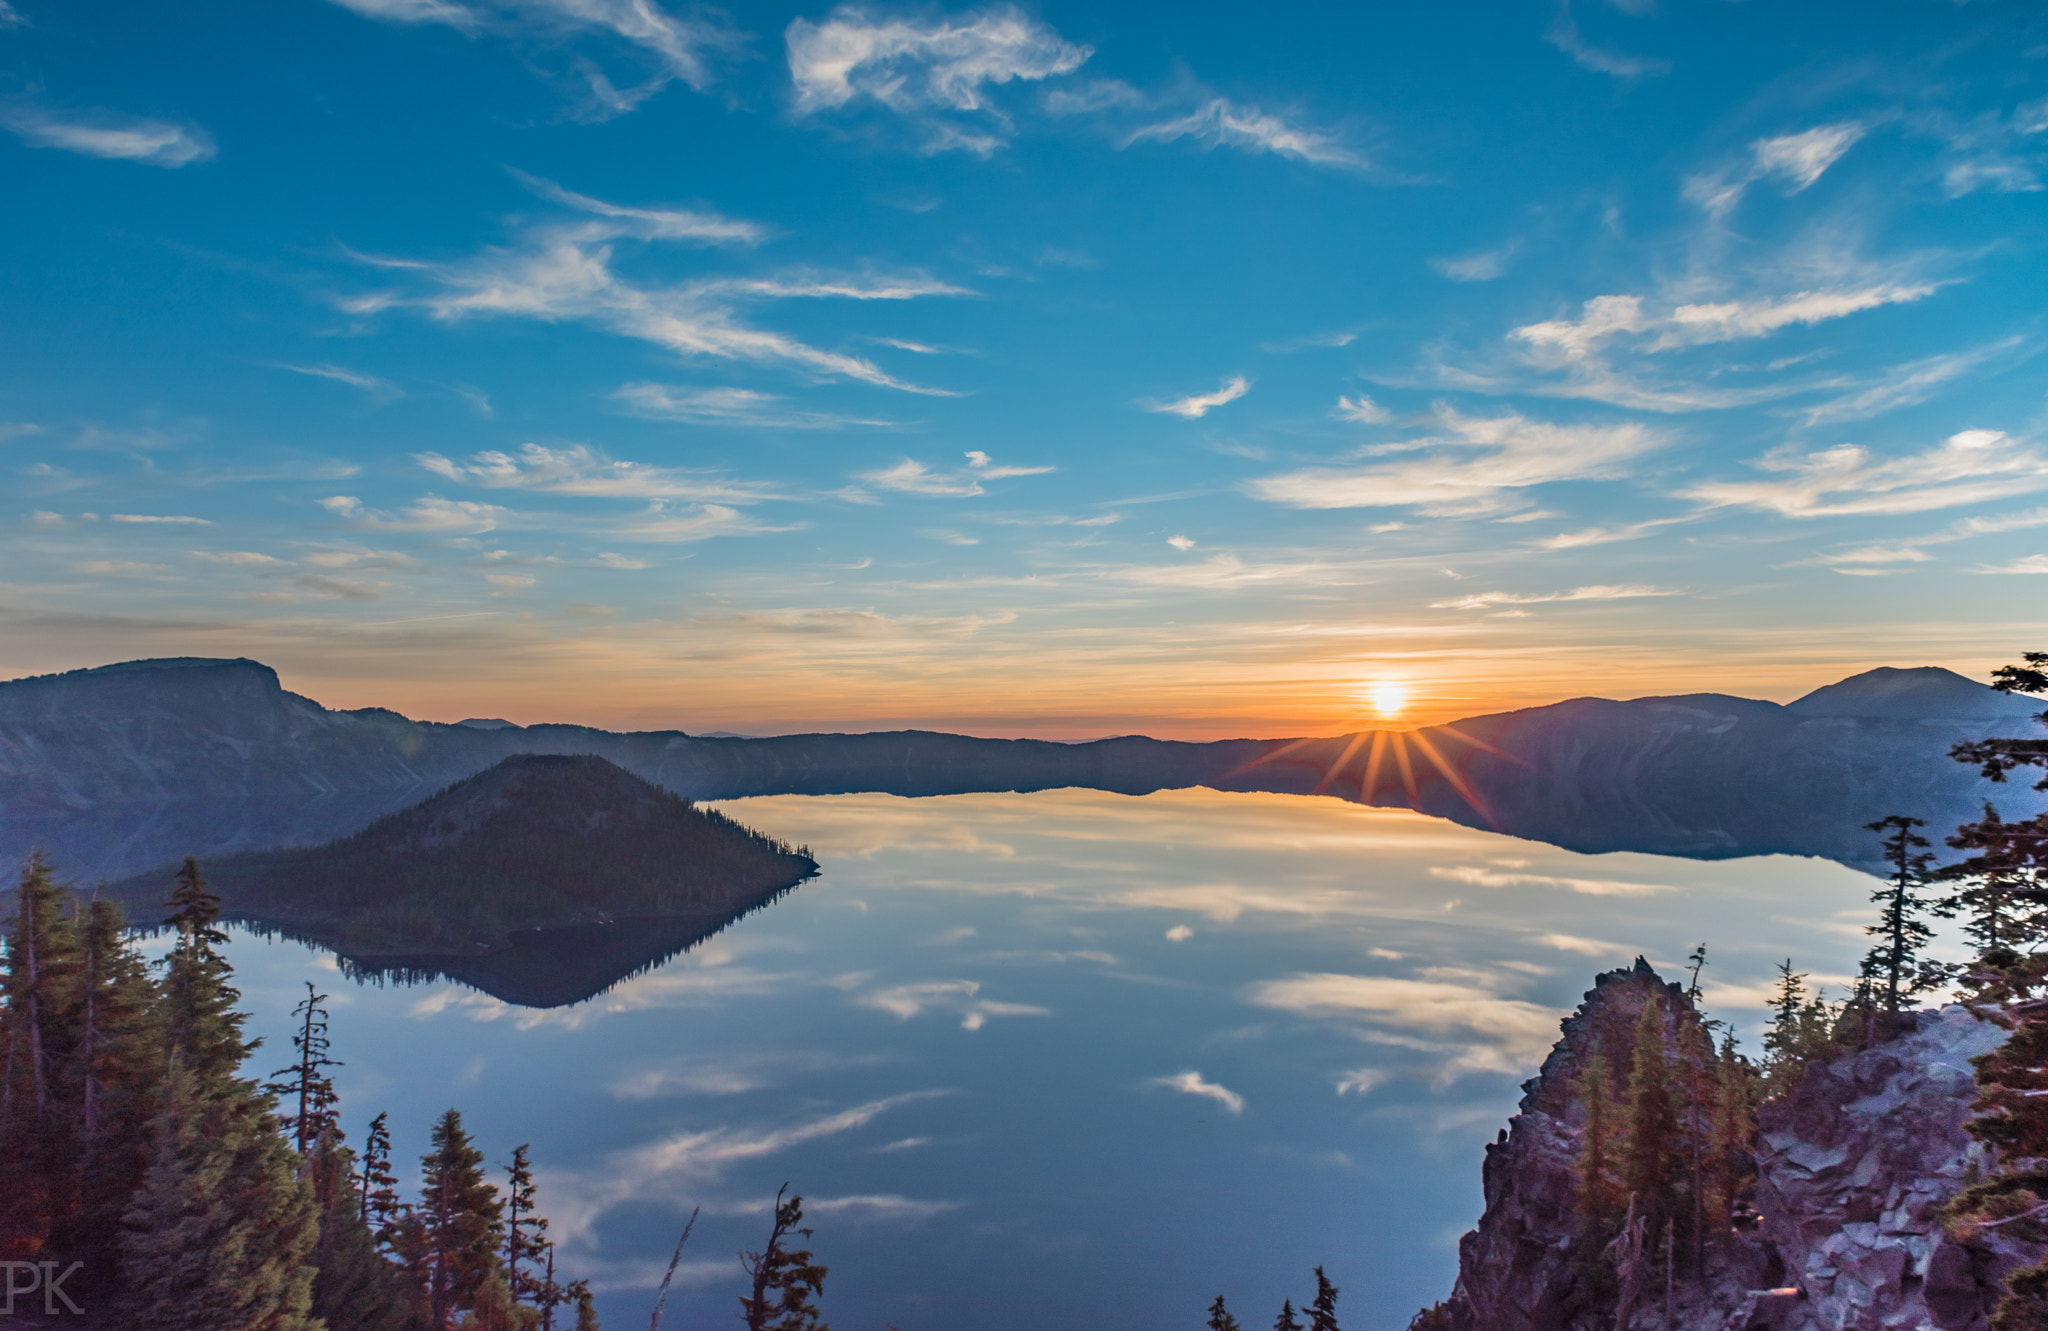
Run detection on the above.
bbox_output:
[217,787,1889,1330]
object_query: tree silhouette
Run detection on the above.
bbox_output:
[740,1184,829,1331]
[1207,1294,1243,1331]
[1308,1267,1340,1331]
[266,981,343,1155]
[1860,816,1951,1011]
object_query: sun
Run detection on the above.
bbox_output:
[1369,681,1408,717]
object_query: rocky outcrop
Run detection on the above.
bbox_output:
[1437,968,2045,1331]
[1752,1007,2023,1331]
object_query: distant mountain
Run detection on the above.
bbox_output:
[106,754,817,1005]
[4,656,2042,879]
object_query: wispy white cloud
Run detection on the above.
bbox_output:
[860,451,1052,497]
[605,503,794,543]
[1149,1070,1244,1115]
[1430,244,1517,282]
[612,382,896,429]
[509,170,768,245]
[110,513,213,525]
[273,362,402,401]
[1680,429,2048,519]
[319,493,517,533]
[1794,339,2026,427]
[1427,864,1677,896]
[1544,2,1668,80]
[1,105,216,166]
[1248,969,1564,1084]
[1333,394,1393,424]
[1512,284,1934,361]
[0,2,27,28]
[1931,99,2048,198]
[852,979,1049,1030]
[1975,555,2048,575]
[1146,376,1250,420]
[1249,408,1663,516]
[786,4,1089,153]
[1684,123,1865,217]
[1123,99,1361,168]
[346,184,963,394]
[1429,584,1679,611]
[326,0,742,117]
[417,442,783,502]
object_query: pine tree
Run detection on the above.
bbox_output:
[1951,652,2048,791]
[265,982,343,1155]
[1307,1267,1340,1331]
[360,1110,404,1241]
[0,854,84,1257]
[1948,979,2048,1328]
[305,1131,411,1331]
[416,1107,505,1327]
[1708,1032,1757,1234]
[118,1062,323,1331]
[1622,996,1678,1219]
[1944,805,2048,961]
[740,1185,829,1331]
[1207,1294,1243,1331]
[161,858,256,1085]
[1860,816,1951,1012]
[1573,1052,1622,1237]
[63,896,166,1281]
[504,1143,550,1305]
[1274,1298,1303,1331]
[569,1281,600,1331]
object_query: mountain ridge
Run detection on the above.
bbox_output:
[3,656,2040,881]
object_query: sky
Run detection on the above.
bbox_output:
[3,0,2047,738]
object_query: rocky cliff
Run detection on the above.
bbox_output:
[1437,963,2040,1331]
[1,657,2039,882]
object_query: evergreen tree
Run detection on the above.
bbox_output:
[64,895,166,1280]
[1572,1050,1623,1292]
[1860,816,1951,1012]
[504,1143,549,1304]
[1273,1298,1303,1331]
[1622,995,1677,1218]
[265,981,343,1155]
[118,1061,323,1331]
[161,858,256,1085]
[0,854,84,1257]
[360,1110,403,1241]
[1943,804,2048,960]
[1948,985,2048,1329]
[416,1107,505,1328]
[1708,1032,1757,1235]
[1307,1267,1340,1331]
[1951,652,2048,791]
[740,1185,829,1331]
[1207,1294,1243,1331]
[305,1131,411,1331]
[568,1281,600,1331]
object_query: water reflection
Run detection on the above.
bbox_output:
[228,789,1890,1331]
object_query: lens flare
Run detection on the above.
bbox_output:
[1370,682,1408,716]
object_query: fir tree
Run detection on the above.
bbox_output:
[1947,981,2048,1329]
[740,1185,829,1331]
[1943,804,2048,960]
[1951,652,2048,791]
[161,858,256,1085]
[1708,1032,1757,1235]
[1572,1051,1623,1271]
[504,1143,549,1304]
[118,1061,323,1331]
[0,854,84,1257]
[64,895,165,1280]
[266,981,343,1155]
[416,1107,505,1327]
[1307,1267,1340,1331]
[1273,1298,1303,1331]
[305,1131,411,1331]
[360,1110,403,1240]
[1207,1294,1243,1331]
[1622,995,1678,1218]
[568,1281,600,1331]
[1860,816,1951,1012]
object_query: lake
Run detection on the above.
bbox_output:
[216,787,1886,1330]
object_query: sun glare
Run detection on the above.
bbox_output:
[1370,681,1408,717]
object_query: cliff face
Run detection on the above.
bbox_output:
[1439,966,2038,1331]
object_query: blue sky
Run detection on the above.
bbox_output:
[4,0,2047,736]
